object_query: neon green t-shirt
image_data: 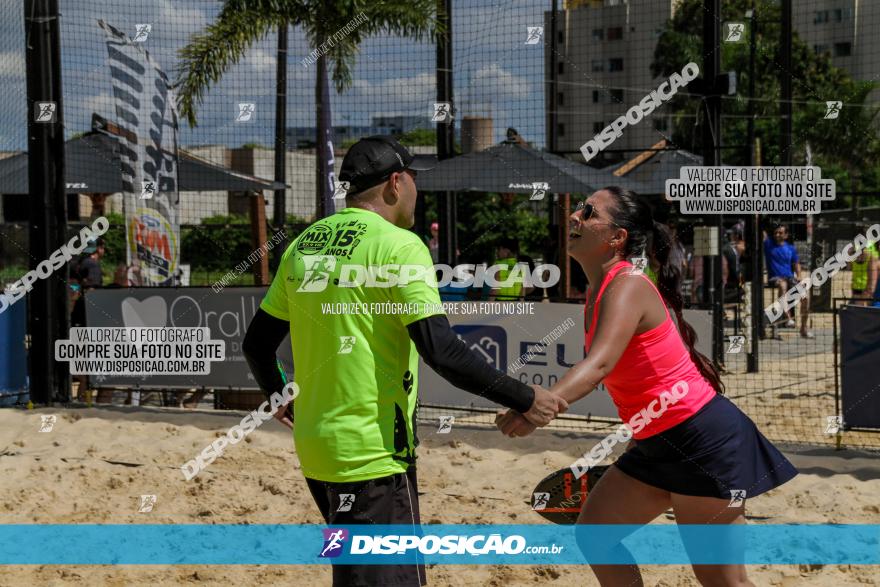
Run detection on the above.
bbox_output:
[852,244,878,291]
[493,257,524,301]
[260,207,444,483]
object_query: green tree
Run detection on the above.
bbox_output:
[454,195,549,263]
[652,0,880,207]
[99,211,127,268]
[176,1,442,215]
[177,1,440,124]
[181,214,252,272]
[396,128,436,146]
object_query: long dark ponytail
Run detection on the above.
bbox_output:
[602,186,725,394]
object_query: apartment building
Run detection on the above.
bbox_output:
[546,0,679,164]
[794,1,880,105]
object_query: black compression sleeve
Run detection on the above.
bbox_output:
[407,314,535,413]
[242,309,291,404]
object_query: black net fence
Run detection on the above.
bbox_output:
[0,0,878,451]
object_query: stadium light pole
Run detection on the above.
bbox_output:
[436,0,456,265]
[273,22,288,250]
[25,0,67,404]
[746,3,761,372]
[780,0,792,170]
[548,0,558,154]
[48,0,68,401]
[703,0,725,366]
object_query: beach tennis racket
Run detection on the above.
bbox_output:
[529,465,609,524]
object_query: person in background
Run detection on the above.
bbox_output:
[427,221,440,263]
[106,263,141,289]
[489,237,534,301]
[722,227,744,303]
[70,239,108,403]
[689,248,704,305]
[68,274,91,405]
[872,263,880,308]
[427,221,459,264]
[66,238,106,403]
[77,238,106,288]
[667,222,688,276]
[764,224,813,338]
[850,225,879,306]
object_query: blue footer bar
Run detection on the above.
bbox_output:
[0,525,877,565]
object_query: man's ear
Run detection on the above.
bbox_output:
[383,173,402,205]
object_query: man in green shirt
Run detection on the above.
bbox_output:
[242,136,566,587]
[851,231,878,305]
[489,237,533,301]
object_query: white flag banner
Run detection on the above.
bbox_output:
[98,20,180,286]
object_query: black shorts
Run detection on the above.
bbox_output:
[306,466,426,587]
[615,394,798,499]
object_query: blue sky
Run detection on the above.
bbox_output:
[0,0,551,152]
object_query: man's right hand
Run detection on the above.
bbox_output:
[523,385,568,427]
[273,400,293,429]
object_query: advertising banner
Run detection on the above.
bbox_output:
[84,288,291,389]
[839,305,880,429]
[85,290,712,420]
[418,303,711,419]
[99,20,180,286]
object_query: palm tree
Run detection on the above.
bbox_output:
[176,0,441,219]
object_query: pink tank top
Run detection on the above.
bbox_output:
[584,261,716,439]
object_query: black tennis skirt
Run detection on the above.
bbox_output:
[615,394,798,499]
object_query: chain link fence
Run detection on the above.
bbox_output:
[1,0,878,450]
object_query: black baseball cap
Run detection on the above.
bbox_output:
[339,135,436,195]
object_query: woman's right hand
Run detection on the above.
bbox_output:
[522,385,568,427]
[495,409,537,437]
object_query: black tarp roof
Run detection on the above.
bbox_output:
[0,131,286,194]
[415,140,650,194]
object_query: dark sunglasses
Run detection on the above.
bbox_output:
[574,200,596,221]
[575,200,623,229]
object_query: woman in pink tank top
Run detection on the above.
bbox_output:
[497,187,796,587]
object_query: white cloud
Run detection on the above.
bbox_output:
[77,94,117,119]
[159,0,207,30]
[349,72,435,111]
[0,52,26,79]
[242,47,276,73]
[467,63,531,100]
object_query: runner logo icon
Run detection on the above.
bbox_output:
[525,26,543,44]
[338,336,356,354]
[437,416,454,433]
[319,528,349,558]
[532,492,550,511]
[726,335,745,354]
[337,494,355,512]
[298,256,336,292]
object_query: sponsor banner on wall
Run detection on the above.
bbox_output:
[84,291,712,417]
[419,303,713,419]
[84,288,291,389]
